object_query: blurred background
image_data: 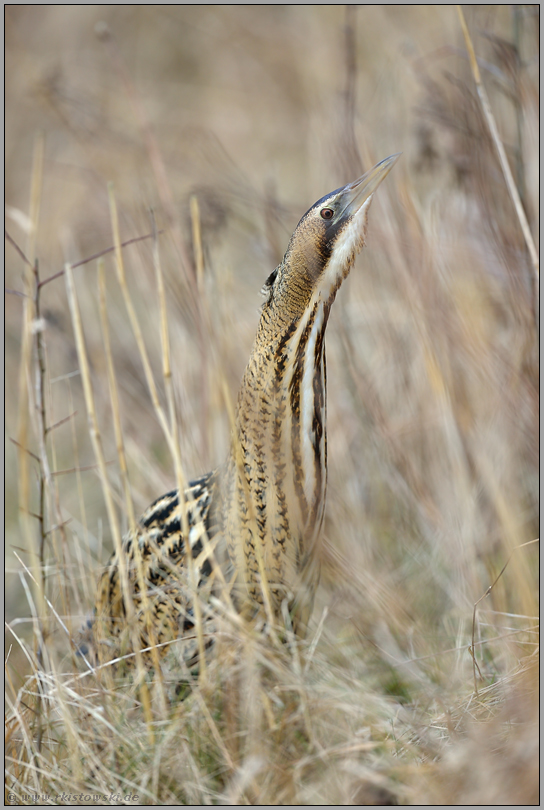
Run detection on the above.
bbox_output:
[5,5,539,804]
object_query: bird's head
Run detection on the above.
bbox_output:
[262,154,400,322]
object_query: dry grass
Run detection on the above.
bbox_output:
[5,6,539,805]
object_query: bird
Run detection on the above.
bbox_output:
[78,154,399,675]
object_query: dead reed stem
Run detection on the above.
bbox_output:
[457,6,539,294]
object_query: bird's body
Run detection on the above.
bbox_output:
[82,155,399,671]
[90,472,224,669]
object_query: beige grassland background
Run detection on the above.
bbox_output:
[5,5,539,806]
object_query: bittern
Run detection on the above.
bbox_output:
[80,154,399,671]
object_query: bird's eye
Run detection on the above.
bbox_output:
[320,207,334,220]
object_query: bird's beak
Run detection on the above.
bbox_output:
[337,153,401,220]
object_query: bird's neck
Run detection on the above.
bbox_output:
[223,287,336,631]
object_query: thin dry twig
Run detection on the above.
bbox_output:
[5,230,34,268]
[16,133,46,657]
[6,230,164,293]
[39,231,163,289]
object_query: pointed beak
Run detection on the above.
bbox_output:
[337,153,401,219]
